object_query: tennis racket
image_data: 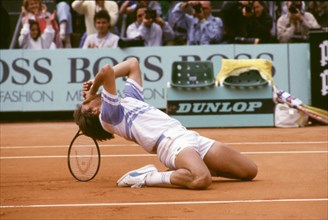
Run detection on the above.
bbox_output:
[68,130,101,182]
[275,88,328,125]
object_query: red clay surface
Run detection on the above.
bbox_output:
[0,122,327,219]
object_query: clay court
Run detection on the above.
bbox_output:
[0,122,327,219]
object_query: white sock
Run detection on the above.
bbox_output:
[145,171,173,186]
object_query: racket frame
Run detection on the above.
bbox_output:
[67,130,101,182]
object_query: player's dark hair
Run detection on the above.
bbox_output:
[73,104,114,141]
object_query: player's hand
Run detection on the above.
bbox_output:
[83,90,97,104]
[82,80,94,99]
[83,80,93,91]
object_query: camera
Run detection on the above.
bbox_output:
[193,4,202,14]
[289,4,299,14]
[244,4,253,13]
[234,37,260,44]
[145,9,157,21]
[118,36,145,48]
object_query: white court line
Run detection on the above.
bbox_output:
[0,151,327,160]
[1,198,327,209]
[0,141,327,149]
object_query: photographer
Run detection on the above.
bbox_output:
[277,1,320,43]
[221,1,273,44]
[171,1,224,45]
[139,8,163,46]
[123,6,174,47]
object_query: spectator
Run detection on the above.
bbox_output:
[125,7,174,46]
[220,1,248,43]
[166,0,191,45]
[234,1,274,44]
[306,1,328,28]
[18,9,55,49]
[72,0,119,47]
[119,0,162,37]
[56,0,73,48]
[126,7,146,39]
[172,1,224,45]
[154,13,175,45]
[118,0,137,37]
[0,1,10,49]
[120,0,162,16]
[281,1,306,16]
[82,10,119,48]
[139,8,163,46]
[22,0,60,48]
[277,1,320,43]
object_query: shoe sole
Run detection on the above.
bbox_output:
[117,164,158,186]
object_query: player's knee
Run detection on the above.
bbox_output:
[102,64,114,74]
[242,163,258,181]
[190,173,212,190]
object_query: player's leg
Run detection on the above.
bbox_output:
[117,147,212,189]
[170,147,212,189]
[203,141,258,180]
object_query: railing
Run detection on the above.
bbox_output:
[9,13,22,49]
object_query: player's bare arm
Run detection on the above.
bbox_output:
[83,58,142,104]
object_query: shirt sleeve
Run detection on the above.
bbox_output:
[200,17,224,44]
[18,23,30,48]
[101,89,124,125]
[124,78,144,101]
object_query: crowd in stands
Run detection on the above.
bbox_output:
[1,0,327,50]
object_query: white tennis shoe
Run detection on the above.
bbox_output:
[117,164,158,188]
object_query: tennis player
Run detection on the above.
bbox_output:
[74,58,258,189]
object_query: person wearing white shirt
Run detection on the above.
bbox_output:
[74,58,258,189]
[72,0,119,47]
[126,7,162,46]
[18,11,55,49]
[83,10,119,48]
[126,7,146,39]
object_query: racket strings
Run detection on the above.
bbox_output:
[69,134,100,181]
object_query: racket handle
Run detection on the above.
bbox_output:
[277,90,303,107]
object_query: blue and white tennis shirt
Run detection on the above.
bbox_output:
[99,78,181,153]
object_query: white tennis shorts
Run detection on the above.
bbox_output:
[156,126,215,169]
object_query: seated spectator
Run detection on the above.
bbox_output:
[139,8,163,46]
[72,0,119,47]
[22,0,60,48]
[120,0,162,17]
[199,1,224,44]
[119,0,162,37]
[56,0,73,48]
[125,6,174,46]
[126,7,146,39]
[220,1,248,43]
[280,1,306,16]
[306,1,328,28]
[18,11,55,49]
[234,1,274,44]
[83,10,120,48]
[172,1,224,45]
[277,1,320,43]
[166,0,191,45]
[154,14,175,45]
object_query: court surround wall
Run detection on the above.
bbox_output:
[0,44,311,112]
